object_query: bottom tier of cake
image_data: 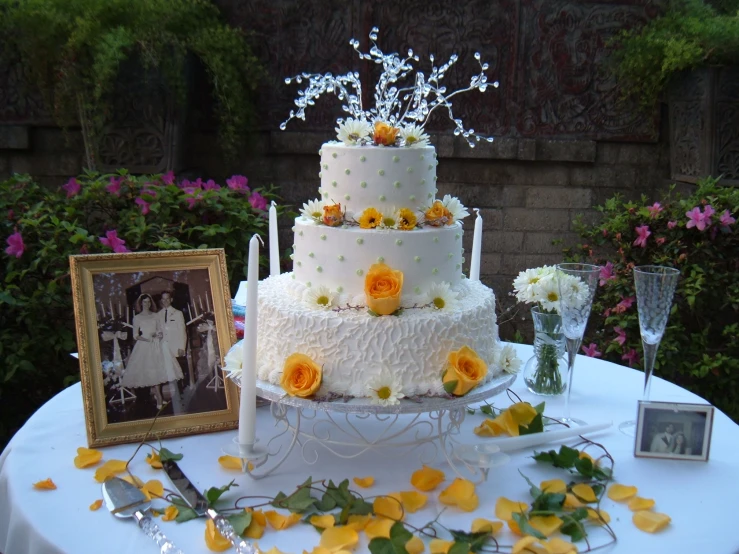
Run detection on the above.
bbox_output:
[256,273,504,398]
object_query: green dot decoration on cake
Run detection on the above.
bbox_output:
[356,269,364,276]
[414,256,421,262]
[356,238,364,245]
[360,156,366,162]
[394,181,401,188]
[377,257,385,263]
[337,255,344,261]
[432,268,438,274]
[396,239,403,246]
[360,181,367,188]
[378,169,385,176]
[320,234,327,240]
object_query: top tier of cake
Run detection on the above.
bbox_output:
[319,143,438,215]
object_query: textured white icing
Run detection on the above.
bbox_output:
[320,143,437,215]
[293,217,464,297]
[257,274,502,397]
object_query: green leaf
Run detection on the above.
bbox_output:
[367,309,379,317]
[449,543,471,554]
[533,445,579,469]
[367,522,414,554]
[205,480,237,506]
[174,505,199,523]
[347,498,373,516]
[443,380,458,394]
[519,412,544,436]
[448,529,492,552]
[480,404,494,416]
[227,511,252,536]
[158,447,183,462]
[511,512,546,540]
[533,402,546,414]
[272,476,317,513]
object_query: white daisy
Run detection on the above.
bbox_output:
[222,341,243,378]
[441,195,470,222]
[302,285,336,310]
[399,123,430,147]
[558,272,589,311]
[336,118,373,145]
[300,198,324,221]
[512,266,556,305]
[537,275,562,313]
[497,344,522,374]
[367,367,406,406]
[425,282,459,311]
[381,207,401,229]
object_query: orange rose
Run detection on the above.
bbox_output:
[281,353,322,397]
[364,263,404,315]
[425,201,452,226]
[374,121,400,146]
[322,203,344,226]
[442,346,488,395]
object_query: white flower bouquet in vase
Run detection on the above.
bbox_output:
[513,266,586,396]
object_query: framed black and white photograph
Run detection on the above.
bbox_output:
[635,401,715,462]
[70,249,239,447]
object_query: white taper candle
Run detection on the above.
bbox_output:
[239,234,260,449]
[470,208,483,281]
[269,201,280,277]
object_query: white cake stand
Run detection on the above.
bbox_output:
[228,372,516,481]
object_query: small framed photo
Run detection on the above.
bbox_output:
[70,249,239,447]
[634,400,715,461]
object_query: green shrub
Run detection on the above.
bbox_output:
[0,171,281,448]
[565,177,739,422]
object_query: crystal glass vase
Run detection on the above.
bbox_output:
[523,307,568,396]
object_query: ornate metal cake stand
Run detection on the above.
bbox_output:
[227,373,516,482]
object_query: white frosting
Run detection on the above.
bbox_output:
[257,274,502,397]
[292,217,464,297]
[319,143,437,215]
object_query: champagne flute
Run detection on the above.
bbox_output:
[619,265,680,435]
[556,263,601,426]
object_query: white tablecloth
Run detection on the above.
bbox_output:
[2,343,738,554]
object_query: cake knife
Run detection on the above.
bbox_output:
[162,460,260,554]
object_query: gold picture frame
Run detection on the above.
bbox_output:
[70,249,239,447]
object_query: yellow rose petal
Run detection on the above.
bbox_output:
[586,508,611,525]
[33,478,57,490]
[508,519,523,536]
[633,510,671,533]
[205,518,231,551]
[281,353,323,398]
[439,478,479,512]
[373,495,404,520]
[346,514,371,531]
[245,509,266,539]
[563,493,585,509]
[265,510,302,530]
[94,460,128,483]
[578,451,597,466]
[509,402,538,427]
[143,479,164,501]
[218,455,243,470]
[411,466,445,491]
[162,506,179,522]
[406,536,424,554]
[319,526,359,552]
[540,479,567,494]
[628,497,655,511]
[353,476,374,488]
[429,539,454,554]
[529,515,563,537]
[546,537,578,554]
[473,419,506,437]
[74,447,103,469]
[570,483,597,503]
[471,518,503,535]
[399,491,427,513]
[607,483,638,502]
[365,517,394,540]
[146,449,162,469]
[495,497,528,521]
[443,345,488,396]
[89,499,103,511]
[310,514,336,529]
[512,536,547,554]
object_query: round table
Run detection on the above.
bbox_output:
[1,344,737,554]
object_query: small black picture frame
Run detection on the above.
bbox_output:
[635,401,714,461]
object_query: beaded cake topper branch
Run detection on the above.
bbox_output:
[281,26,499,147]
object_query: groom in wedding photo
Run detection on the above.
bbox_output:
[159,290,188,382]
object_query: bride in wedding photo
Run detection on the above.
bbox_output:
[120,293,183,410]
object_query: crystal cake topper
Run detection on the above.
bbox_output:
[281,27,499,148]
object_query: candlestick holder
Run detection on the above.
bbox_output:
[221,438,270,473]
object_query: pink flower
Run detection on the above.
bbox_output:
[106,176,122,196]
[99,230,129,253]
[667,220,677,229]
[719,210,735,229]
[703,204,715,219]
[633,225,651,248]
[601,228,608,237]
[613,326,627,346]
[249,191,268,210]
[135,197,150,215]
[581,343,602,358]
[203,179,221,191]
[599,261,616,287]
[226,175,250,193]
[162,170,176,185]
[62,178,81,198]
[622,348,640,367]
[5,230,24,258]
[614,296,635,313]
[685,206,714,231]
[647,202,663,218]
[603,307,612,318]
[183,187,203,209]
[655,237,666,245]
[80,244,89,254]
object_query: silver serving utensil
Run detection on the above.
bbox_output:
[162,460,259,554]
[102,477,184,554]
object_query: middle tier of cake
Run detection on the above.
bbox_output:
[292,216,465,297]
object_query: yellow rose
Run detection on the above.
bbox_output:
[281,353,322,397]
[442,346,488,395]
[425,201,452,226]
[358,207,383,229]
[397,208,418,230]
[322,203,344,227]
[374,121,400,146]
[364,263,404,315]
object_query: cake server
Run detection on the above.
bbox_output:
[102,476,184,554]
[162,460,260,554]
